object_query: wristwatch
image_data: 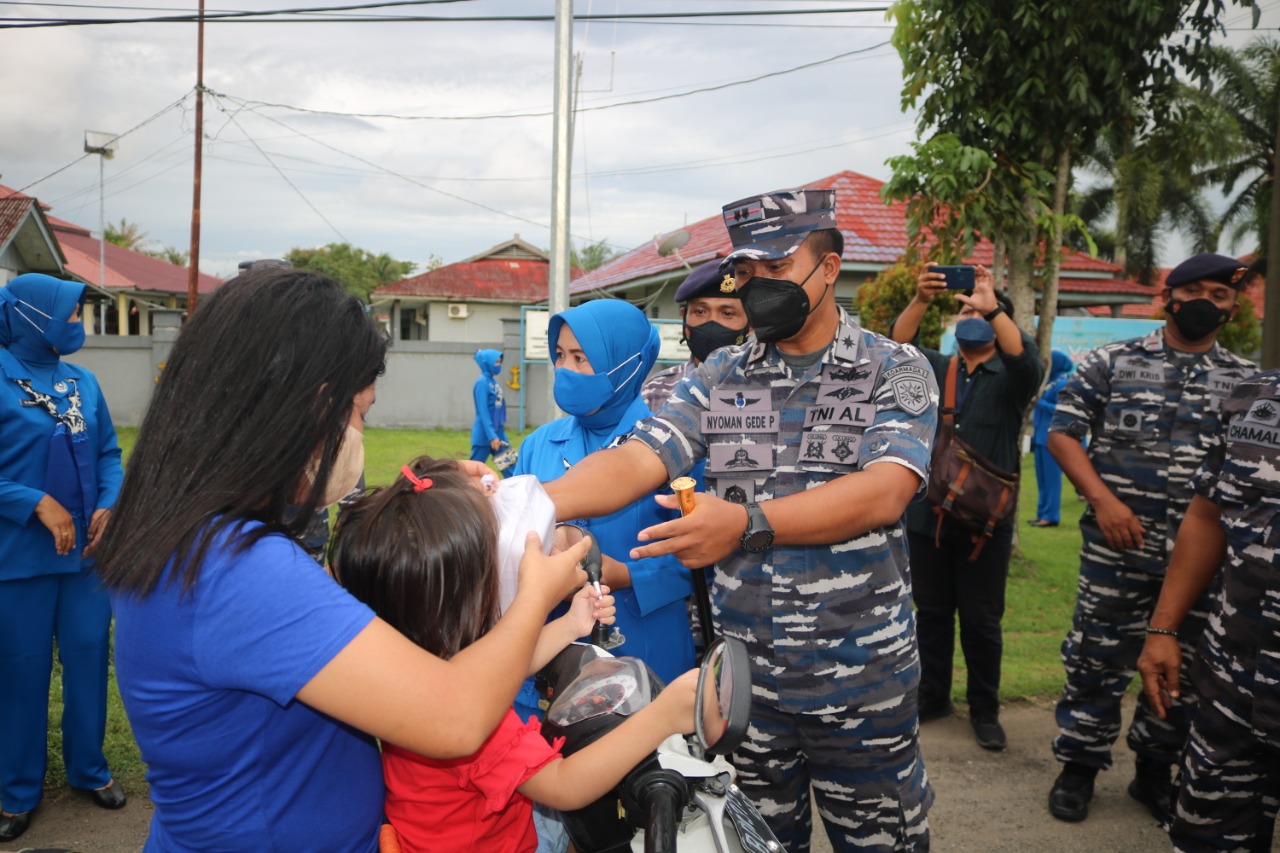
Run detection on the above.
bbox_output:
[740,502,775,553]
[983,305,1006,323]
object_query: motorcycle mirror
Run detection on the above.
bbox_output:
[694,636,751,756]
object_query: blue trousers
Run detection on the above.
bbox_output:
[1032,443,1063,524]
[0,568,113,813]
[469,445,510,477]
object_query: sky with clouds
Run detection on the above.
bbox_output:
[1,0,1274,279]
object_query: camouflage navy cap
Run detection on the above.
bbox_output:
[721,188,837,264]
[674,260,739,302]
[1166,252,1252,290]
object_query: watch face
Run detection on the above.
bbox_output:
[743,529,773,552]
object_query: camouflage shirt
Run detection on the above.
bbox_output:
[1049,331,1254,572]
[1190,369,1280,744]
[629,308,939,713]
[640,360,693,413]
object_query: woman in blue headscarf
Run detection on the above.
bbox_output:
[470,348,510,473]
[1030,350,1075,528]
[0,274,126,842]
[513,300,695,715]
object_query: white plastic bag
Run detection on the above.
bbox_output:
[489,474,558,614]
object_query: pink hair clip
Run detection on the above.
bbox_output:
[401,466,434,492]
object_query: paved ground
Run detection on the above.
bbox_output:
[4,695,1248,853]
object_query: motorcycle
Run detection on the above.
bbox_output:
[536,636,784,853]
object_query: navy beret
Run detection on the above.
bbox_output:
[1166,252,1252,290]
[675,260,739,302]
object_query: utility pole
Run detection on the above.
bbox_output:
[547,0,573,422]
[1263,82,1280,369]
[186,0,205,317]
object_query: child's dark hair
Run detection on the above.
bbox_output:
[330,456,500,659]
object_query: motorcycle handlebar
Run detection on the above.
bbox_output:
[640,774,685,853]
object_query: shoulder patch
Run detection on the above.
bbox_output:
[881,363,931,416]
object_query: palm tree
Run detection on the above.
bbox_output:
[1181,36,1280,261]
[1073,125,1217,285]
[103,218,149,251]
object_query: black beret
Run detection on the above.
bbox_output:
[1166,253,1252,290]
[675,260,739,302]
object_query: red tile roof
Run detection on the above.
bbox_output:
[0,182,219,295]
[53,223,221,295]
[572,170,1125,295]
[377,257,555,302]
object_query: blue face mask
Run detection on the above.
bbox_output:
[13,298,85,356]
[553,351,643,417]
[954,317,994,350]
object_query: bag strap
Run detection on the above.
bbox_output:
[942,356,959,426]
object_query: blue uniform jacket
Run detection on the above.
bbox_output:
[514,395,695,683]
[0,348,123,581]
[470,351,508,448]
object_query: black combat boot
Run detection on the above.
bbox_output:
[1048,761,1098,822]
[1128,755,1174,821]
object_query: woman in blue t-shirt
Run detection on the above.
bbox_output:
[93,268,591,853]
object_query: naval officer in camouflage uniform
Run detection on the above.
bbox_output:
[1138,369,1280,851]
[1046,253,1257,823]
[545,187,939,852]
[641,260,749,412]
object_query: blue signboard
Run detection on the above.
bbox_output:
[940,316,1162,363]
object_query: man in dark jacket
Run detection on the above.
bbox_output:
[890,263,1043,752]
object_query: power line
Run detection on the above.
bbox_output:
[213,41,890,123]
[9,91,194,197]
[2,5,891,28]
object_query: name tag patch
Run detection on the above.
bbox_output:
[700,410,780,434]
[1233,397,1280,448]
[801,431,862,465]
[708,443,774,473]
[1114,355,1163,384]
[803,401,875,429]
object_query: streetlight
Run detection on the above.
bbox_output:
[83,130,119,294]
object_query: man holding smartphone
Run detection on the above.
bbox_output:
[890,263,1043,752]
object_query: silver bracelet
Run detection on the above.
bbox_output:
[1146,626,1177,637]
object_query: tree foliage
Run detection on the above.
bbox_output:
[1073,124,1218,285]
[103,218,148,251]
[144,245,190,267]
[570,238,620,271]
[854,261,958,349]
[283,243,418,301]
[1181,36,1280,259]
[886,0,1258,353]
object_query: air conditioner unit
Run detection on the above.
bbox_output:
[447,303,471,319]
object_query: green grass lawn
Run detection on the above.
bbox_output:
[55,433,1086,794]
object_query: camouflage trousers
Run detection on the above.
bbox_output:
[1169,694,1280,852]
[731,694,932,853]
[1052,557,1213,769]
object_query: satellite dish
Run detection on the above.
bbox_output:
[655,230,691,257]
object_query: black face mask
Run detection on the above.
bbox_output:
[685,319,748,363]
[1166,298,1231,342]
[737,258,828,344]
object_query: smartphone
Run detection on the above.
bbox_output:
[934,265,975,290]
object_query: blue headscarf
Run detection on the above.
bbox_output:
[0,273,87,372]
[474,348,503,377]
[549,300,660,432]
[0,274,94,522]
[1049,349,1073,382]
